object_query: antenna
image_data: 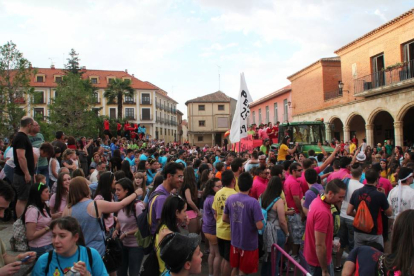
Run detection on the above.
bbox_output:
[48,57,55,66]
[216,65,221,91]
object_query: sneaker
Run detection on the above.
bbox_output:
[334,265,343,272]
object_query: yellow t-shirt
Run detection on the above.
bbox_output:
[235,177,240,192]
[280,191,288,212]
[212,187,237,240]
[349,143,356,154]
[277,144,289,161]
[155,224,169,274]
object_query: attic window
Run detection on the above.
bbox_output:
[90,77,98,84]
[36,75,45,82]
[54,76,62,83]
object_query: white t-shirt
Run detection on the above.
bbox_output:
[90,169,99,183]
[340,179,364,220]
[387,185,414,219]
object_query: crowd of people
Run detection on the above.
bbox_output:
[0,116,414,276]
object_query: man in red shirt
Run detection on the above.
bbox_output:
[304,179,347,276]
[284,162,305,260]
[103,118,111,139]
[116,121,122,138]
[249,166,269,199]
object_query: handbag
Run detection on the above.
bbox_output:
[94,201,123,273]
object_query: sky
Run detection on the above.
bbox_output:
[1,0,413,119]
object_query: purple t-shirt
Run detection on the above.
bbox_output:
[149,185,170,234]
[202,195,216,235]
[224,193,263,251]
[303,184,324,210]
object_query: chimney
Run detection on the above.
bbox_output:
[81,66,86,70]
[125,69,128,73]
[132,74,134,77]
[51,64,55,69]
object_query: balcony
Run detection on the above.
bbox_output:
[123,100,135,104]
[141,116,152,121]
[354,60,414,97]
[124,116,136,120]
[156,102,161,109]
[141,97,151,105]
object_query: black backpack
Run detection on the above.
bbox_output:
[44,247,93,275]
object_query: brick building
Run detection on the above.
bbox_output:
[289,8,414,147]
[249,85,292,126]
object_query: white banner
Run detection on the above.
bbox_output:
[230,73,253,143]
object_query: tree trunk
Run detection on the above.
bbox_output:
[117,92,122,119]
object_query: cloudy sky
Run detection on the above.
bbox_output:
[1,0,412,118]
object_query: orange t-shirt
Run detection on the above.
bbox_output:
[215,171,222,179]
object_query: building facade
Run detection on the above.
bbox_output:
[289,9,414,147]
[249,85,292,126]
[153,88,179,143]
[186,91,236,147]
[177,110,183,143]
[27,67,179,142]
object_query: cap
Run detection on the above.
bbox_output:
[356,151,366,162]
[160,233,201,273]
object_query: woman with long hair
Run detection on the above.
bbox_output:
[62,149,78,175]
[199,167,214,192]
[49,172,71,219]
[260,138,271,156]
[121,160,133,180]
[180,167,201,234]
[62,177,141,259]
[76,139,89,177]
[32,216,108,275]
[277,136,298,163]
[137,160,149,171]
[202,178,222,276]
[133,171,146,200]
[22,182,53,257]
[260,176,289,276]
[380,159,388,178]
[49,146,61,189]
[112,178,145,276]
[110,149,122,172]
[94,172,116,234]
[154,195,188,275]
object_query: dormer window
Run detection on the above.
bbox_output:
[122,77,131,84]
[89,76,99,84]
[107,77,115,84]
[36,75,45,82]
[54,76,62,83]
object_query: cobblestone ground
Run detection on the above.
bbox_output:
[1,221,344,275]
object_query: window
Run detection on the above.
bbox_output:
[54,90,59,99]
[90,77,98,84]
[252,111,256,124]
[284,99,288,121]
[141,93,150,104]
[198,105,205,111]
[218,105,225,111]
[124,95,134,103]
[36,75,44,82]
[266,106,269,123]
[165,128,167,135]
[93,92,100,103]
[33,108,44,120]
[217,117,228,128]
[274,103,278,123]
[371,54,385,88]
[141,108,151,120]
[33,91,44,104]
[402,41,414,79]
[199,120,205,127]
[160,128,163,136]
[109,108,116,119]
[107,77,115,84]
[198,136,203,142]
[259,109,262,124]
[156,127,159,139]
[123,78,131,84]
[54,76,62,83]
[125,108,134,119]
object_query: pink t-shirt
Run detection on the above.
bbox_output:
[363,177,393,196]
[327,168,350,183]
[250,177,269,199]
[299,167,322,194]
[258,129,269,139]
[25,206,52,248]
[284,175,303,213]
[49,194,67,213]
[94,195,115,231]
[117,202,144,247]
[304,196,333,266]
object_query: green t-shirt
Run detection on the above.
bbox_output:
[29,133,48,167]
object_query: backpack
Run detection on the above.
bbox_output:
[309,187,341,235]
[258,196,280,235]
[353,197,374,233]
[44,247,93,275]
[10,217,28,252]
[134,191,162,254]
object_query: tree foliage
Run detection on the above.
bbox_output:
[0,41,35,136]
[48,72,100,137]
[65,48,83,75]
[103,78,134,119]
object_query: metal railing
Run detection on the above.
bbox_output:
[355,59,414,94]
[324,89,342,101]
[141,116,152,121]
[271,244,311,276]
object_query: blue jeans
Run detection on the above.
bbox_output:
[30,244,53,258]
[308,262,334,276]
[117,246,144,276]
[37,165,49,188]
[3,164,14,184]
[261,229,286,276]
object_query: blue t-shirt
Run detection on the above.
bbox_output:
[346,246,382,276]
[139,154,148,161]
[175,159,186,168]
[125,156,135,167]
[158,156,167,168]
[32,246,108,276]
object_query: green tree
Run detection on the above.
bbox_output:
[0,41,35,136]
[48,72,100,137]
[103,78,134,120]
[65,48,83,75]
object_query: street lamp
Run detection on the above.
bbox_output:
[287,101,292,108]
[338,81,349,95]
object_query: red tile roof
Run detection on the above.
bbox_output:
[31,68,158,90]
[145,81,178,104]
[185,91,235,105]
